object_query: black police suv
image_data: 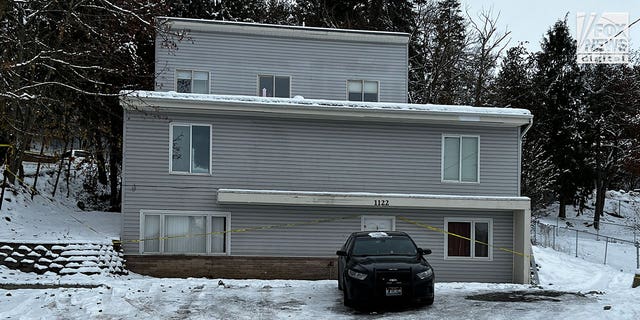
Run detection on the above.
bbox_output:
[336,231,435,307]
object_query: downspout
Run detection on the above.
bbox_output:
[517,116,533,197]
[518,116,534,284]
[520,117,533,138]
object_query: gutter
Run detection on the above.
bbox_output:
[121,92,533,127]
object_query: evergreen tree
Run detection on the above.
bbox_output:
[532,19,586,218]
[582,64,640,228]
[295,0,413,31]
[421,0,467,104]
[492,44,533,107]
[408,0,437,104]
[492,44,557,208]
[168,0,219,19]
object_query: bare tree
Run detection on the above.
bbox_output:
[466,8,511,106]
[1,0,163,208]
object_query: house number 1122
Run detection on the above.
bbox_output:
[374,200,389,206]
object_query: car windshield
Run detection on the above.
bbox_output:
[351,236,418,256]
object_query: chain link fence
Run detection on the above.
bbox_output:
[532,219,640,272]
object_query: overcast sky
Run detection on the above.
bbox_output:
[460,0,639,53]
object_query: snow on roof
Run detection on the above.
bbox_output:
[122,90,532,120]
[158,16,410,42]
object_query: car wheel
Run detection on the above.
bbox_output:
[343,288,353,307]
[424,295,434,306]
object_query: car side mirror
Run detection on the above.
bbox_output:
[419,248,432,255]
[336,250,347,256]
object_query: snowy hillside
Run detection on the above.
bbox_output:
[533,190,640,273]
[0,161,120,243]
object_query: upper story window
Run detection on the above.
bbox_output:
[176,70,209,94]
[442,135,479,183]
[170,123,211,174]
[347,80,379,102]
[258,75,290,98]
[445,218,492,260]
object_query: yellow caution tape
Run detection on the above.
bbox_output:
[122,213,530,259]
[3,167,38,195]
[122,214,359,244]
[398,216,531,258]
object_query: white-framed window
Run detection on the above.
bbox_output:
[170,123,211,174]
[140,210,230,255]
[347,80,379,102]
[361,216,396,231]
[442,135,480,183]
[176,70,210,94]
[258,74,291,98]
[444,218,492,260]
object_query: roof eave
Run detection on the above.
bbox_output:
[217,189,531,211]
[156,16,410,45]
[121,94,532,127]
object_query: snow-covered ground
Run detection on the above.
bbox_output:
[1,162,120,243]
[1,246,638,319]
[537,190,640,243]
[534,190,640,273]
[2,164,640,319]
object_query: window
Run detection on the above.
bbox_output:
[444,218,492,259]
[141,211,229,254]
[258,75,290,98]
[176,70,209,94]
[442,135,479,182]
[170,124,211,174]
[347,80,379,102]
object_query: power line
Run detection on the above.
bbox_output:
[598,15,640,49]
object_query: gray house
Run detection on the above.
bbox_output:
[120,17,533,284]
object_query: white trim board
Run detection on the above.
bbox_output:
[157,17,410,44]
[121,91,532,127]
[217,189,530,211]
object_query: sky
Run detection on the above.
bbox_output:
[461,0,640,53]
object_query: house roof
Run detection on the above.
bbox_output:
[157,16,410,44]
[121,90,533,127]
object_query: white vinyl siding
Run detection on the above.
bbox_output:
[140,210,230,255]
[176,70,209,94]
[442,135,479,183]
[170,123,211,174]
[155,28,408,102]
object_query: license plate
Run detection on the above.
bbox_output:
[385,287,402,296]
